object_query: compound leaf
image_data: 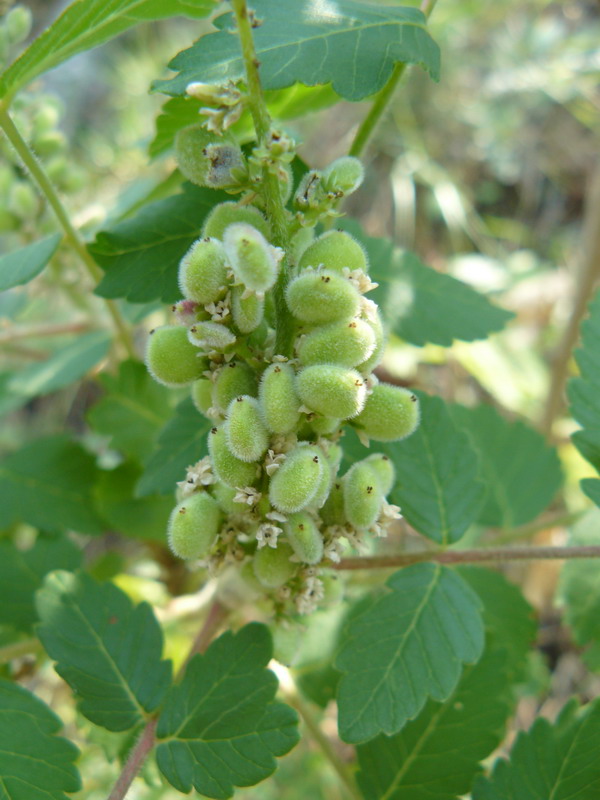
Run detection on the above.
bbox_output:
[36,570,172,732]
[335,563,484,744]
[156,623,299,799]
[0,233,61,290]
[0,680,81,800]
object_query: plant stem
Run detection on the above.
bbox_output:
[0,637,42,664]
[0,105,136,360]
[334,544,600,571]
[175,598,227,680]
[230,0,294,357]
[348,0,439,159]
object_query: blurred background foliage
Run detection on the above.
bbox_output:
[0,0,599,797]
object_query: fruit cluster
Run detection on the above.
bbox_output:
[145,125,420,616]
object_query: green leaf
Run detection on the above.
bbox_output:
[0,0,216,101]
[0,435,104,534]
[0,680,81,800]
[356,645,513,800]
[93,462,172,541]
[335,563,484,744]
[0,233,61,290]
[345,393,486,544]
[0,535,81,632]
[472,698,600,799]
[7,331,110,398]
[156,623,299,799]
[36,570,172,732]
[582,479,600,506]
[87,360,171,462]
[450,403,563,528]
[91,183,228,303]
[137,396,211,497]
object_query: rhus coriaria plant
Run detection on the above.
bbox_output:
[2,1,600,799]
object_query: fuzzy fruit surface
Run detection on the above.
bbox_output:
[299,318,376,368]
[168,492,222,559]
[208,426,257,488]
[354,384,420,442]
[203,201,271,240]
[259,362,301,434]
[343,461,383,529]
[297,364,366,419]
[253,543,296,589]
[175,125,243,188]
[269,445,323,513]
[285,512,324,565]
[179,237,227,304]
[286,270,360,324]
[145,325,206,387]
[224,222,280,293]
[299,230,368,274]
[225,395,269,462]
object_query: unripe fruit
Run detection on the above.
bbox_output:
[321,575,344,606]
[298,231,368,274]
[223,222,280,293]
[212,482,247,514]
[286,270,360,324]
[178,238,227,304]
[191,378,213,416]
[208,426,258,488]
[310,415,341,435]
[343,462,383,529]
[322,156,364,195]
[311,450,334,509]
[269,445,324,513]
[319,481,346,526]
[353,384,420,442]
[146,325,206,387]
[213,361,257,414]
[231,284,264,333]
[167,492,222,559]
[364,453,395,495]
[175,124,244,188]
[289,227,315,264]
[297,365,366,420]
[5,6,32,44]
[225,395,269,462]
[253,542,296,589]
[188,321,236,350]
[203,201,271,241]
[270,622,302,666]
[9,181,37,218]
[325,442,343,471]
[259,363,300,434]
[284,512,323,564]
[298,318,376,368]
[357,311,385,373]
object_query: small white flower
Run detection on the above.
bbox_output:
[360,297,379,322]
[323,538,344,563]
[256,523,283,549]
[266,510,287,523]
[342,267,378,294]
[233,486,262,506]
[271,354,289,363]
[205,295,230,322]
[295,576,325,615]
[265,449,286,476]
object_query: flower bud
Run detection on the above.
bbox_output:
[286,270,360,324]
[231,285,264,333]
[319,481,346,526]
[269,445,324,513]
[343,462,383,529]
[208,426,258,488]
[298,318,376,368]
[223,222,281,293]
[365,453,395,495]
[212,361,257,414]
[298,230,368,274]
[284,512,323,565]
[146,325,206,387]
[188,321,236,350]
[258,362,300,434]
[294,170,323,210]
[297,365,366,420]
[178,237,227,304]
[5,6,32,44]
[225,395,269,462]
[202,201,271,241]
[191,378,213,416]
[175,124,244,188]
[353,384,420,442]
[253,542,296,589]
[322,156,364,196]
[357,311,385,373]
[167,492,222,559]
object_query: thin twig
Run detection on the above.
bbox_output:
[0,321,90,345]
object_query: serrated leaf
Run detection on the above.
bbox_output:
[0,680,81,800]
[0,233,61,290]
[0,535,81,632]
[335,563,484,744]
[0,435,104,534]
[450,403,563,528]
[156,623,299,799]
[36,570,172,732]
[87,360,171,462]
[356,645,512,800]
[473,698,600,799]
[137,396,211,497]
[0,0,216,102]
[155,0,439,101]
[7,331,110,398]
[90,183,228,303]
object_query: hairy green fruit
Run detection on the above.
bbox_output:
[191,378,213,416]
[188,321,236,350]
[212,482,247,514]
[289,227,315,264]
[357,311,386,373]
[298,318,376,368]
[319,481,346,526]
[298,230,368,274]
[297,365,366,419]
[353,384,420,442]
[286,270,361,324]
[175,124,244,188]
[269,445,324,513]
[231,285,264,333]
[259,362,300,434]
[178,237,227,304]
[343,462,383,529]
[203,201,271,240]
[223,222,281,293]
[285,512,323,564]
[225,395,269,462]
[270,622,302,666]
[365,453,395,495]
[311,449,334,509]
[213,361,257,414]
[321,575,344,605]
[208,426,258,488]
[322,156,364,196]
[145,325,205,387]
[310,415,341,435]
[253,542,296,589]
[167,492,221,559]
